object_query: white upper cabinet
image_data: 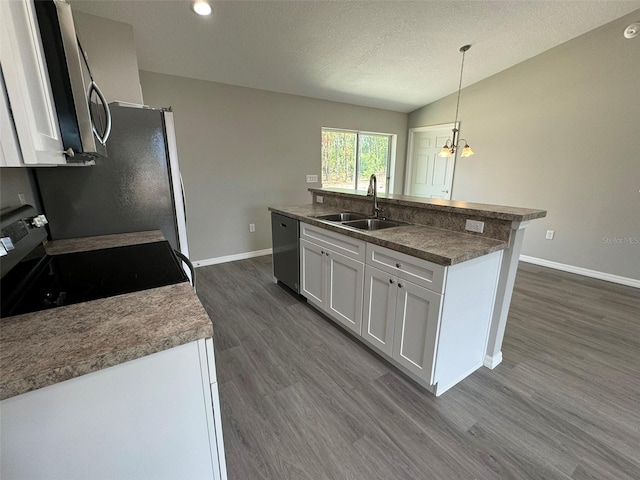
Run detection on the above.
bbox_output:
[0,0,66,166]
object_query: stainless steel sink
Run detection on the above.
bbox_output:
[341,219,408,231]
[313,212,369,222]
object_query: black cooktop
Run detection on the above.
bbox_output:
[1,241,188,317]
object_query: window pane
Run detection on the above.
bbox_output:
[357,134,389,193]
[321,130,356,189]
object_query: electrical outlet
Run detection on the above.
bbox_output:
[18,193,26,205]
[546,230,554,240]
[465,219,485,234]
[306,174,318,183]
[249,223,256,233]
[316,195,323,204]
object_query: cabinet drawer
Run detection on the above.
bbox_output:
[366,244,445,293]
[300,223,366,261]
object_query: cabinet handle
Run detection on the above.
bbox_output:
[396,262,401,268]
[398,283,403,288]
[389,279,395,284]
[321,250,325,255]
[326,252,329,256]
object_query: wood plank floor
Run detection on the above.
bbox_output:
[196,257,640,480]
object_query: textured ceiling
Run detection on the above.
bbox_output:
[68,1,640,113]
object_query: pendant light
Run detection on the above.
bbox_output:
[438,45,474,158]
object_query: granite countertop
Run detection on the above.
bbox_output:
[269,204,508,266]
[309,188,547,222]
[44,230,166,255]
[0,232,213,401]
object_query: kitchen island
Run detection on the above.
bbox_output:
[0,232,227,480]
[270,188,546,395]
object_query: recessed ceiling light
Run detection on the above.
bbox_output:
[191,1,212,16]
[624,22,640,39]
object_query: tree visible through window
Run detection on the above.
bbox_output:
[321,128,391,192]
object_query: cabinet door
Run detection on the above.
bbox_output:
[0,342,219,479]
[326,250,364,335]
[300,238,325,309]
[392,280,442,384]
[362,265,397,356]
[0,0,65,165]
[0,71,23,166]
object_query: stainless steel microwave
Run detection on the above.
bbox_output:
[34,0,110,161]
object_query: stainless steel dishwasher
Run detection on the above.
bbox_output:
[271,212,300,293]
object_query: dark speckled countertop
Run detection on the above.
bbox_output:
[269,204,508,266]
[308,188,547,222]
[0,231,213,401]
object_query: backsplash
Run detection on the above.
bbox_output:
[0,168,40,211]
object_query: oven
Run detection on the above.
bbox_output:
[1,205,189,318]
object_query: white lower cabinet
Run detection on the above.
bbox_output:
[300,237,326,308]
[363,265,441,383]
[392,277,442,384]
[299,222,504,396]
[300,237,364,334]
[0,339,227,480]
[362,265,398,356]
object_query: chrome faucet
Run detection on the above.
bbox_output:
[367,174,381,218]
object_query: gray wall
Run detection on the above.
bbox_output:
[0,168,39,211]
[409,11,640,280]
[140,71,408,262]
[72,11,143,104]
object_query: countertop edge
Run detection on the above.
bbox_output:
[0,326,212,401]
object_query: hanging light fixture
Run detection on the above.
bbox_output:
[438,45,474,158]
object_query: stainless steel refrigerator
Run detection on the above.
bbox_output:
[36,103,189,258]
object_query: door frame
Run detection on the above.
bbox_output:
[404,122,458,199]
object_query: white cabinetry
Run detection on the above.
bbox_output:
[0,0,66,166]
[300,223,365,334]
[361,265,398,356]
[298,221,504,396]
[393,278,442,383]
[0,339,227,480]
[362,249,444,384]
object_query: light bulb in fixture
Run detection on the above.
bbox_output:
[191,1,212,16]
[461,144,474,157]
[438,145,453,158]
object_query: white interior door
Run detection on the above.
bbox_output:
[404,124,456,199]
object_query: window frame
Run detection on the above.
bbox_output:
[321,127,395,194]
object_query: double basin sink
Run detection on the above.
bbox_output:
[313,212,409,231]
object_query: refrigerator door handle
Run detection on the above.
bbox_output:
[179,172,188,225]
[174,249,196,292]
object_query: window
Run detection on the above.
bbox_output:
[321,128,393,193]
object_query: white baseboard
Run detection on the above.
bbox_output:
[193,248,272,267]
[519,255,640,288]
[484,352,503,369]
